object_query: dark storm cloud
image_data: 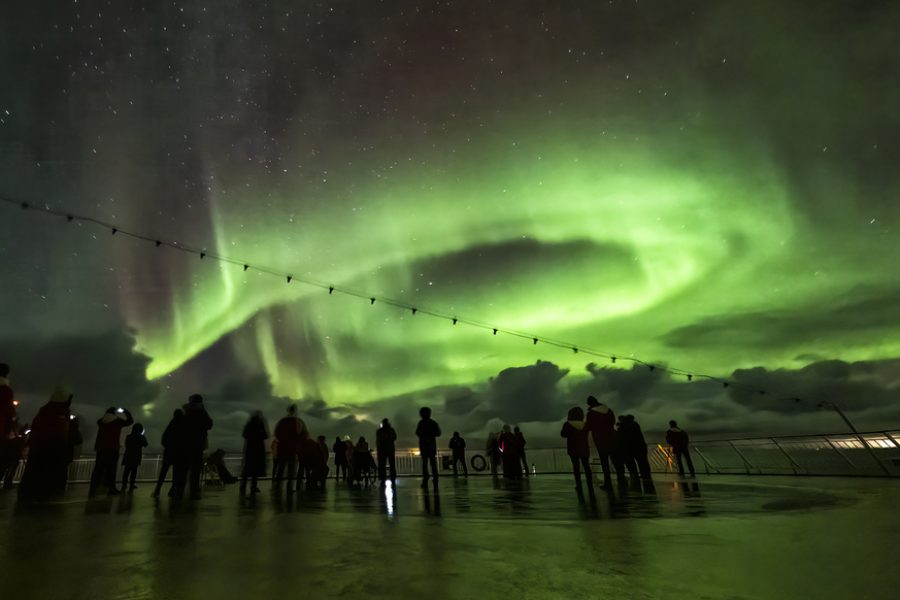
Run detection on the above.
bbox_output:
[662,284,900,351]
[729,358,900,414]
[486,360,569,422]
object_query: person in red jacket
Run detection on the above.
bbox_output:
[18,386,74,501]
[561,406,592,492]
[584,395,618,488]
[89,406,134,497]
[666,420,696,477]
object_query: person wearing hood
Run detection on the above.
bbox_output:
[415,406,441,490]
[182,394,213,500]
[18,386,74,500]
[121,423,148,492]
[273,405,306,493]
[561,406,592,492]
[666,420,695,477]
[240,411,268,495]
[0,363,18,489]
[376,418,397,484]
[514,426,529,477]
[585,395,618,488]
[153,409,185,498]
[332,436,348,481]
[89,406,134,497]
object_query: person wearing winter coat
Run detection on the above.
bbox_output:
[585,396,618,487]
[561,406,592,491]
[448,432,467,477]
[153,409,184,498]
[514,426,529,477]
[618,415,652,480]
[486,432,501,478]
[273,405,307,492]
[300,435,328,490]
[332,436,348,481]
[415,406,441,489]
[666,420,696,477]
[498,424,522,480]
[240,411,268,495]
[121,423,148,492]
[0,364,17,482]
[376,418,398,484]
[18,387,74,500]
[182,394,213,500]
[89,406,134,497]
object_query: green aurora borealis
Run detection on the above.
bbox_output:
[2,1,899,441]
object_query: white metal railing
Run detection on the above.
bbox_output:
[5,430,899,484]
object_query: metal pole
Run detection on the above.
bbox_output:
[821,402,892,476]
[729,441,755,474]
[772,438,803,475]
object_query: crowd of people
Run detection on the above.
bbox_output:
[0,362,698,502]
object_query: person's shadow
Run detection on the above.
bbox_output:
[423,488,441,517]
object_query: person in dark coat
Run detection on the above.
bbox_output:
[486,432,501,478]
[514,426,529,477]
[18,387,73,500]
[121,423,148,492]
[300,436,328,490]
[153,409,184,498]
[585,396,618,487]
[1,420,25,490]
[415,406,441,489]
[448,432,467,477]
[182,394,213,500]
[666,420,696,477]
[498,424,522,480]
[561,406,592,491]
[89,406,134,497]
[0,363,18,486]
[618,415,652,480]
[333,436,348,481]
[240,411,268,495]
[273,405,306,492]
[376,418,397,484]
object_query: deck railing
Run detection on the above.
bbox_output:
[6,430,900,484]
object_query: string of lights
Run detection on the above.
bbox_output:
[1,195,803,404]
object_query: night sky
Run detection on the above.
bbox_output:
[2,1,899,449]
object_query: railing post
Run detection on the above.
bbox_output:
[729,441,755,474]
[772,438,803,475]
[825,438,856,469]
[692,446,717,475]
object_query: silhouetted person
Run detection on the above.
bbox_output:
[182,394,213,500]
[273,405,306,492]
[486,432,501,478]
[352,436,374,485]
[561,406,592,492]
[619,415,652,480]
[207,449,237,484]
[89,406,134,497]
[18,387,73,500]
[376,418,397,483]
[333,436,348,481]
[666,420,696,477]
[585,396,618,488]
[449,432,467,477]
[514,426,529,477]
[241,411,268,495]
[1,421,26,489]
[415,407,441,489]
[121,423,148,492]
[499,424,522,480]
[153,409,184,497]
[0,363,17,487]
[300,436,328,489]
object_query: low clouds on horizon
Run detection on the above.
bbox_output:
[4,328,900,452]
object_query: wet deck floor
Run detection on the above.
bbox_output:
[2,474,898,599]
